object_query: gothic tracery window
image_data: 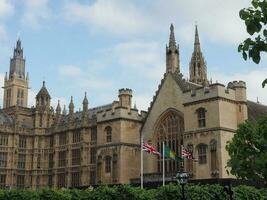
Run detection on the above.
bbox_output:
[155,110,184,173]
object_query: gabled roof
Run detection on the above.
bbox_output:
[247,100,267,122]
[140,72,201,132]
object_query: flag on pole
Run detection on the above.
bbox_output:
[182,146,198,161]
[142,143,161,156]
[164,145,183,161]
[181,145,193,159]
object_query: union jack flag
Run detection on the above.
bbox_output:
[142,143,161,156]
[181,146,193,159]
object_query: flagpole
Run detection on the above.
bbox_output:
[141,133,143,189]
[162,141,165,186]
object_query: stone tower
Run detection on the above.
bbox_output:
[189,25,208,85]
[118,88,132,111]
[166,24,180,74]
[34,81,52,128]
[2,39,29,108]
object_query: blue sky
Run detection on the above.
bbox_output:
[0,0,267,111]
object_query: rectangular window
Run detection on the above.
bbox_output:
[48,175,53,187]
[18,154,26,169]
[0,175,6,188]
[37,154,41,168]
[59,133,67,145]
[72,131,81,143]
[0,152,7,168]
[72,149,81,166]
[19,136,27,148]
[17,175,25,189]
[49,153,53,168]
[71,172,80,187]
[91,127,97,141]
[90,148,96,164]
[0,135,8,146]
[57,173,66,188]
[198,145,207,164]
[89,171,96,185]
[58,151,66,167]
[50,137,54,147]
[36,176,40,188]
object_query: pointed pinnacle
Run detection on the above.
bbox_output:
[169,24,176,49]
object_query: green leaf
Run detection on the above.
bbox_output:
[242,51,248,60]
[264,29,267,37]
[262,78,267,88]
[239,9,250,20]
[238,44,243,52]
[251,50,261,63]
[252,0,259,8]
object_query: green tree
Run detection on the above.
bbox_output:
[238,0,267,87]
[226,116,267,181]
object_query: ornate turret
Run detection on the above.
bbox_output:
[69,96,74,114]
[34,81,52,128]
[166,24,180,74]
[36,81,51,108]
[83,92,88,112]
[189,25,208,85]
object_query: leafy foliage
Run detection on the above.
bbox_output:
[226,115,267,181]
[0,184,264,199]
[238,0,267,87]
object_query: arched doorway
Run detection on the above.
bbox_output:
[154,109,184,173]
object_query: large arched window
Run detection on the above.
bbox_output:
[105,126,112,143]
[196,108,206,128]
[197,143,207,164]
[155,110,184,173]
[105,156,111,173]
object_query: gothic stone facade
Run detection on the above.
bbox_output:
[0,25,266,189]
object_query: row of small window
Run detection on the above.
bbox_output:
[0,173,82,189]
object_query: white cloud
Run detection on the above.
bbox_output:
[59,65,82,78]
[0,0,14,20]
[211,68,267,105]
[63,0,250,45]
[64,0,151,35]
[21,0,50,29]
[107,41,165,80]
[133,94,152,112]
[0,24,7,42]
[58,64,115,92]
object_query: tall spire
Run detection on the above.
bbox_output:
[194,25,201,52]
[189,25,208,85]
[166,24,180,74]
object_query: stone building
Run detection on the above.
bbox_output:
[141,25,267,182]
[0,24,266,189]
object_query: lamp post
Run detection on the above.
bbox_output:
[175,172,189,200]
